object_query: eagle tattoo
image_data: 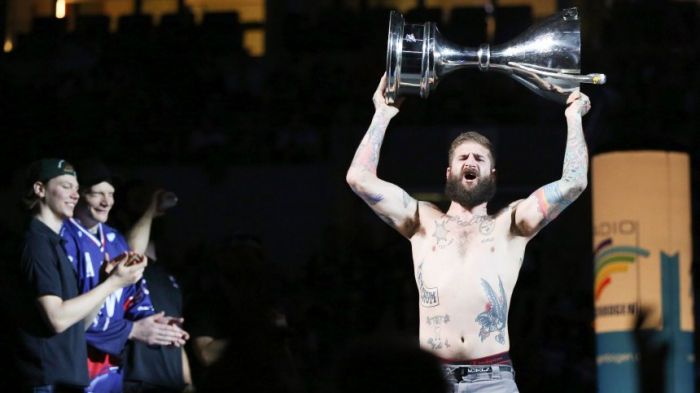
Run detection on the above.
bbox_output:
[475,276,507,345]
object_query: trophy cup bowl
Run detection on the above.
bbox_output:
[385,7,606,104]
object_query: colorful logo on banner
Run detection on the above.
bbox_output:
[594,238,650,301]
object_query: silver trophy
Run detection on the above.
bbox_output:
[385,7,606,104]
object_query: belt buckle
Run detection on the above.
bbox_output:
[468,366,493,374]
[463,365,501,381]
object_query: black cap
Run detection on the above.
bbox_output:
[26,158,77,186]
[75,159,123,190]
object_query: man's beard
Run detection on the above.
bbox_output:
[445,171,497,208]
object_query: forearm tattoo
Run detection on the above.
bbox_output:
[350,114,391,174]
[561,115,588,190]
[402,191,411,208]
[536,115,588,223]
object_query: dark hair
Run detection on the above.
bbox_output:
[448,131,496,167]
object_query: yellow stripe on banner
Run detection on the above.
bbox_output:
[594,255,636,276]
[594,264,629,290]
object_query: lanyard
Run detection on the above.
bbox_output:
[68,218,105,251]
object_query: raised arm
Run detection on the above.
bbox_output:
[346,74,420,238]
[512,90,591,237]
[36,255,146,334]
[126,190,163,254]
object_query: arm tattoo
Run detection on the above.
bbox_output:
[535,113,588,223]
[350,186,384,206]
[350,115,390,174]
[561,115,588,190]
[535,183,571,222]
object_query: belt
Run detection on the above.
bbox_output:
[451,364,514,379]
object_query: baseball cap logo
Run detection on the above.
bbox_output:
[26,158,77,185]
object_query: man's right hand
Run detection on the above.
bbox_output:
[145,189,168,219]
[565,88,591,118]
[129,311,189,346]
[373,73,404,119]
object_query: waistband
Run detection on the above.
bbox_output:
[441,351,512,366]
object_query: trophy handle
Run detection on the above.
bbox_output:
[509,62,607,85]
[504,61,606,103]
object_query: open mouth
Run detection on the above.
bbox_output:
[463,169,479,181]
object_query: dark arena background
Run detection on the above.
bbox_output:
[0,0,698,392]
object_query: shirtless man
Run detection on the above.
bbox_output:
[346,74,591,392]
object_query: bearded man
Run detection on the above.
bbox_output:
[346,74,591,392]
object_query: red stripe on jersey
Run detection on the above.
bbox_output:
[87,346,122,379]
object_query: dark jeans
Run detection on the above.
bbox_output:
[122,381,181,393]
[27,385,85,393]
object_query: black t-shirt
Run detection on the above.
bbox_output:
[15,218,89,388]
[185,274,298,391]
[122,262,185,390]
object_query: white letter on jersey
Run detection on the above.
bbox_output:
[84,252,95,278]
[101,289,124,331]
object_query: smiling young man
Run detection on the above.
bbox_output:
[60,160,188,392]
[346,75,591,392]
[14,158,146,392]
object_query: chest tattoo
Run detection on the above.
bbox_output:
[432,220,453,247]
[478,218,495,235]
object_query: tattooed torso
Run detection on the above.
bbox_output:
[411,203,528,360]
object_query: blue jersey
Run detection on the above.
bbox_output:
[60,218,154,386]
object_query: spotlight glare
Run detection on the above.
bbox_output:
[56,0,66,19]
